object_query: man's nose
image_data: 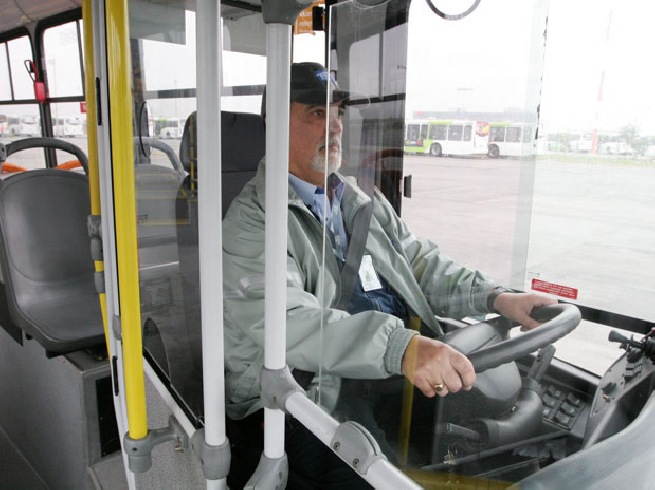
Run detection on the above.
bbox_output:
[328,111,343,134]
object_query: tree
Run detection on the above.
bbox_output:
[618,125,640,155]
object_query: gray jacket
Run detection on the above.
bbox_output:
[223,159,498,419]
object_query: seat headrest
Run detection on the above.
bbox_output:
[179,111,265,175]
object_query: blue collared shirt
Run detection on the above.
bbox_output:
[289,173,349,261]
[288,172,408,324]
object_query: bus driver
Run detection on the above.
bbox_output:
[222,62,555,487]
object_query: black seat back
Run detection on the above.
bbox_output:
[0,169,104,354]
[178,111,266,219]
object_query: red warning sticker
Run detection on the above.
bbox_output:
[531,278,578,300]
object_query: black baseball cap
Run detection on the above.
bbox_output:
[261,62,351,117]
[290,62,350,106]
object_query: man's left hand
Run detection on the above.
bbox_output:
[493,292,557,331]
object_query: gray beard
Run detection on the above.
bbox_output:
[311,151,341,175]
[311,137,342,175]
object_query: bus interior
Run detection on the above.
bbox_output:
[1,0,654,488]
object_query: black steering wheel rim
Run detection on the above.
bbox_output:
[453,303,581,373]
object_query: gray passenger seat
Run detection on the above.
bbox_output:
[0,169,105,355]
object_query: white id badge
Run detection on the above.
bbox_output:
[358,254,382,291]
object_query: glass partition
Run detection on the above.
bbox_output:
[320,0,655,486]
[321,0,550,483]
[129,0,267,425]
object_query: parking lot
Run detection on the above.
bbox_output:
[401,154,655,374]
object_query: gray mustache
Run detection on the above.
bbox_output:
[319,136,341,150]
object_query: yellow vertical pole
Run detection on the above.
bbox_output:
[105,0,148,440]
[81,0,109,355]
[397,316,422,466]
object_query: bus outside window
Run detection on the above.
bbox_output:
[487,122,536,157]
[52,116,85,137]
[569,131,593,152]
[404,119,489,157]
[154,117,185,139]
[0,114,7,134]
[7,115,40,136]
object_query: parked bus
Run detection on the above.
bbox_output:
[569,132,594,152]
[487,122,537,158]
[404,119,490,157]
[1,1,655,489]
[52,116,85,137]
[154,117,185,139]
[6,115,40,136]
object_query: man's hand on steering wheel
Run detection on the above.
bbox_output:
[493,292,557,331]
[401,336,476,399]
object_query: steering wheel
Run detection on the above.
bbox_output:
[443,303,581,373]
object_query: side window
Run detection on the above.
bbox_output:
[463,124,472,141]
[42,20,86,138]
[506,126,521,142]
[448,124,463,141]
[5,36,34,100]
[43,21,84,98]
[0,43,11,100]
[430,124,446,140]
[1,36,41,142]
[490,126,505,142]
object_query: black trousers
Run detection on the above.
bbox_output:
[227,408,371,489]
[227,378,435,489]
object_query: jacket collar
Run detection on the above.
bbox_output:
[254,158,371,221]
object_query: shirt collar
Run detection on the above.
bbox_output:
[288,172,344,207]
[288,173,317,207]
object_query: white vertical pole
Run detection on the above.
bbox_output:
[197,1,227,488]
[263,23,292,459]
[91,0,135,486]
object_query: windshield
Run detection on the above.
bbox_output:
[314,0,654,484]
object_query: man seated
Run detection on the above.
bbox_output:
[222,62,554,488]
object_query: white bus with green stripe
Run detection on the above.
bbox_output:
[404,119,490,157]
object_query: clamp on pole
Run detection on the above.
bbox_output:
[262,0,313,25]
[123,416,188,473]
[191,429,231,480]
[260,365,305,412]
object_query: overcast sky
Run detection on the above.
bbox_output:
[404,0,655,133]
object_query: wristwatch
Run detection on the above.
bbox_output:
[486,287,514,313]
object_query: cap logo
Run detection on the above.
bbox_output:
[315,70,334,83]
